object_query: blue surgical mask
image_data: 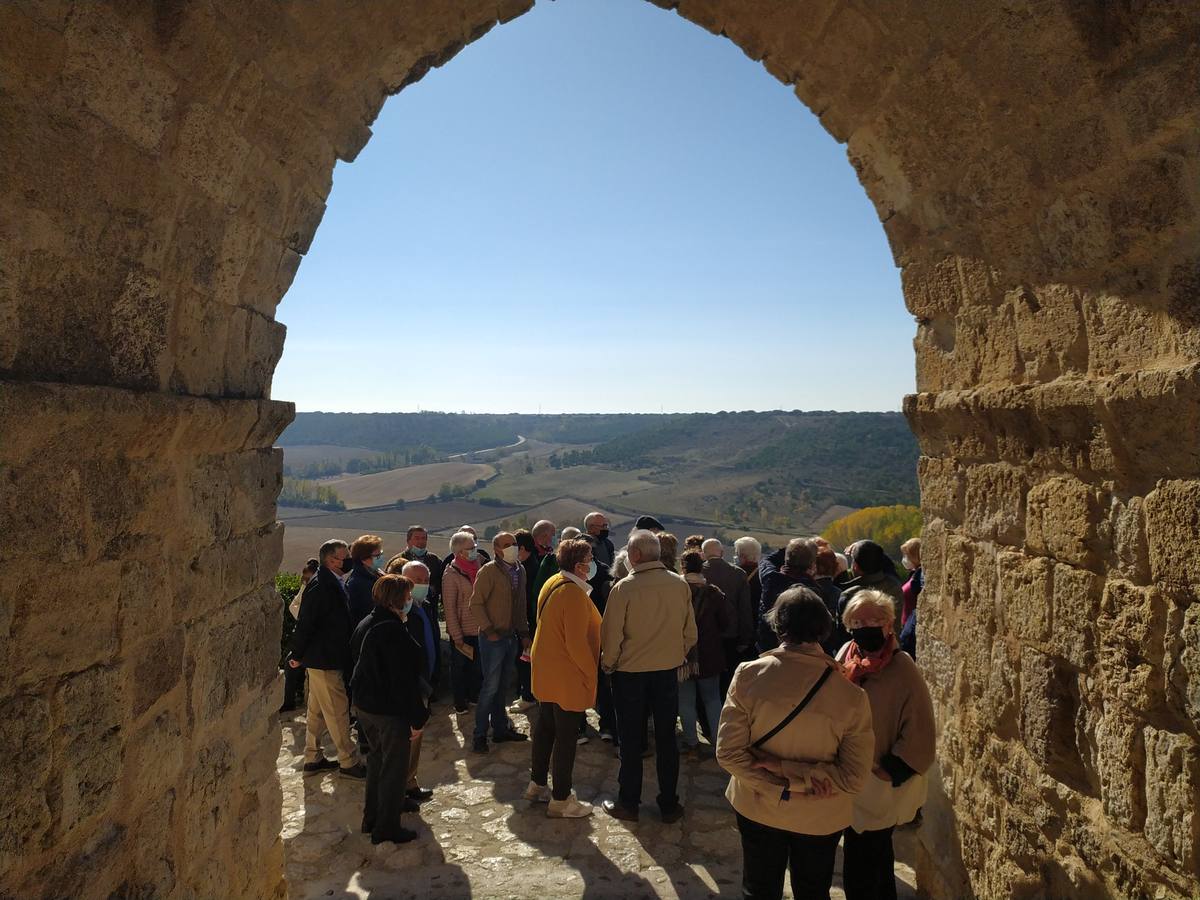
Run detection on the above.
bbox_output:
[466,548,479,561]
[371,554,383,570]
[550,535,559,549]
[410,546,427,558]
[402,599,414,615]
[411,584,430,602]
[587,560,598,580]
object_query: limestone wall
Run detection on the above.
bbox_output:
[1,1,1197,897]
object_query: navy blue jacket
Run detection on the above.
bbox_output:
[290,566,353,671]
[345,562,379,627]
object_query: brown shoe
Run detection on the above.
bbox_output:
[601,800,639,822]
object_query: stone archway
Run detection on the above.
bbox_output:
[2,2,1197,897]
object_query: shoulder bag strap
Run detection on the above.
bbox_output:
[751,665,834,749]
[537,579,571,616]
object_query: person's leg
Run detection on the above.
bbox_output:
[303,671,328,763]
[530,701,556,787]
[450,640,468,708]
[650,669,682,812]
[736,812,789,900]
[491,635,519,735]
[357,710,382,833]
[841,826,874,900]
[611,671,647,809]
[596,666,616,736]
[842,827,896,900]
[550,706,584,801]
[516,651,533,702]
[371,715,412,842]
[474,636,506,741]
[405,728,424,791]
[698,675,723,741]
[677,678,699,747]
[466,636,482,702]
[315,669,358,769]
[282,662,304,708]
[786,830,840,900]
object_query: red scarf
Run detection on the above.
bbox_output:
[456,558,481,584]
[841,635,897,685]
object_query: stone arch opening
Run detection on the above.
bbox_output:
[2,3,1198,898]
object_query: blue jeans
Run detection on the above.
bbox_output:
[474,633,518,741]
[678,675,722,746]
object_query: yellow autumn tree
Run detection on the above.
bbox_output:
[822,505,922,559]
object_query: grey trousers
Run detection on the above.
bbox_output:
[355,708,412,842]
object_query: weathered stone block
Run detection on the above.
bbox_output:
[1092,709,1146,832]
[964,463,1027,545]
[1050,563,1103,668]
[1109,495,1150,584]
[124,709,184,804]
[1097,580,1167,714]
[1145,479,1200,587]
[52,667,124,835]
[186,586,277,727]
[128,628,184,719]
[1026,475,1107,569]
[0,695,52,868]
[1011,284,1089,381]
[997,551,1052,642]
[1143,727,1199,870]
[1020,646,1086,787]
[1166,602,1200,732]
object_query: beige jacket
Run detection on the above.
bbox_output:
[468,560,529,639]
[717,645,875,835]
[600,561,697,673]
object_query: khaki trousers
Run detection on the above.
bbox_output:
[407,729,423,790]
[304,668,358,768]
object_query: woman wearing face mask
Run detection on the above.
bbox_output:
[443,531,484,713]
[349,574,430,846]
[837,590,936,900]
[346,535,385,627]
[898,538,922,659]
[523,538,602,817]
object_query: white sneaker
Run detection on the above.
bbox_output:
[576,734,590,745]
[547,794,593,818]
[522,780,552,803]
[512,698,536,711]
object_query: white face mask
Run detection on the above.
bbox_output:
[502,545,519,564]
[902,557,915,571]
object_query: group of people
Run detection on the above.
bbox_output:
[282,512,932,899]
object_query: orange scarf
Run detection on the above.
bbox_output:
[841,634,897,685]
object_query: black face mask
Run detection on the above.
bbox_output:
[597,528,610,542]
[850,626,886,653]
[340,557,354,575]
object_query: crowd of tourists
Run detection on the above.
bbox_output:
[282,513,932,899]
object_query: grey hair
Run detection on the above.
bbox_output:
[627,529,661,562]
[532,519,556,540]
[400,560,430,578]
[318,539,348,563]
[701,538,723,559]
[561,526,581,541]
[584,511,606,528]
[733,536,761,563]
[450,531,476,553]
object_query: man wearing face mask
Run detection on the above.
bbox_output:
[467,532,531,753]
[398,526,445,623]
[288,539,365,779]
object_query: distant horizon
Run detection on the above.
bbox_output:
[286,407,910,417]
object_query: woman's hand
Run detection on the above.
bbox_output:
[752,754,785,777]
[872,765,891,782]
[411,728,423,739]
[809,776,834,798]
[287,659,300,669]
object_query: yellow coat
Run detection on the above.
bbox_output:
[530,573,602,713]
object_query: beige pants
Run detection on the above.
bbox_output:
[304,668,358,768]
[407,729,423,790]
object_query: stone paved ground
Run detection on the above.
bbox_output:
[280,703,919,899]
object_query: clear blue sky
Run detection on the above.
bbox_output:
[272,0,913,414]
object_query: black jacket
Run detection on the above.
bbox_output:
[350,606,431,726]
[290,567,353,671]
[813,576,845,655]
[345,562,379,627]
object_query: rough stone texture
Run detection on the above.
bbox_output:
[2,1,1199,897]
[279,706,918,899]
